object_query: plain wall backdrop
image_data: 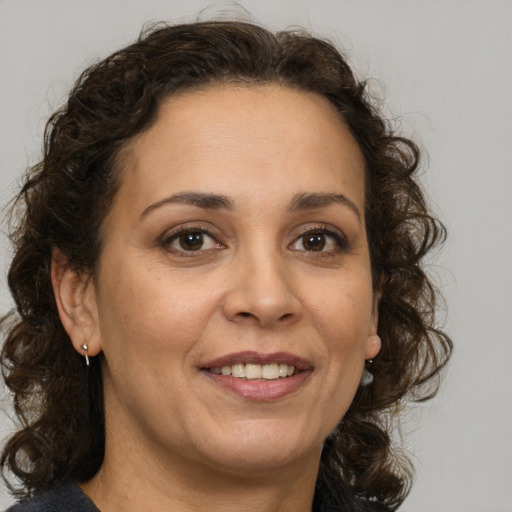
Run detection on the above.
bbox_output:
[1,1,511,510]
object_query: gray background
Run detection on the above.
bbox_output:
[1,1,511,510]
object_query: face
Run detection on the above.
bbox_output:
[69,85,380,478]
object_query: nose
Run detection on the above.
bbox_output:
[222,248,303,328]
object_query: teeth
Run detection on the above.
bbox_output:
[209,363,296,380]
[231,363,246,378]
[245,364,262,379]
[262,363,279,380]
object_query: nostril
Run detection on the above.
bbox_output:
[224,293,302,326]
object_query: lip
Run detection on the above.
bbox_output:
[201,351,313,371]
[200,351,313,401]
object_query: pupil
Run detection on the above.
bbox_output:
[180,232,203,251]
[304,233,325,251]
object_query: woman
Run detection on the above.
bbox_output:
[1,21,452,511]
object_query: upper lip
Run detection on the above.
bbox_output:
[201,351,313,371]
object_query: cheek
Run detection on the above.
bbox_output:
[95,263,221,362]
[308,273,374,385]
[310,277,373,340]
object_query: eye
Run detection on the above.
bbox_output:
[163,228,222,253]
[290,226,347,253]
[301,232,328,252]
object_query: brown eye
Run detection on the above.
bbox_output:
[302,233,326,252]
[179,232,204,251]
[163,228,221,254]
[289,226,348,254]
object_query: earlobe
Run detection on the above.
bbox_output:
[365,334,381,360]
[51,249,102,358]
[365,292,381,359]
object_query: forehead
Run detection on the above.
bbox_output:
[116,84,366,214]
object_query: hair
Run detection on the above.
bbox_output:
[1,20,452,511]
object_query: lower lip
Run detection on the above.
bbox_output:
[202,370,311,401]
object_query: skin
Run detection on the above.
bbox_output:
[53,84,381,512]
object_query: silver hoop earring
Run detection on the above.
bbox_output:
[81,344,90,366]
[360,360,374,386]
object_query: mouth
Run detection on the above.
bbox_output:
[207,362,297,380]
[200,351,312,400]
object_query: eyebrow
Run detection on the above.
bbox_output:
[140,192,233,219]
[289,192,362,223]
[140,190,361,223]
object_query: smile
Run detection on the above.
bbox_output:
[208,363,296,380]
[201,351,312,400]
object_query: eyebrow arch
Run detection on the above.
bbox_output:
[289,192,362,223]
[140,192,233,219]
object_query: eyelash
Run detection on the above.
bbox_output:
[160,227,223,256]
[292,225,349,254]
[160,224,348,256]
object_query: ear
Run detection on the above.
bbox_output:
[51,249,102,358]
[365,292,381,360]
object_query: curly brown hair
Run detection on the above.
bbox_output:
[1,21,452,510]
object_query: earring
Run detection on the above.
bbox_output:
[81,343,90,366]
[360,359,374,386]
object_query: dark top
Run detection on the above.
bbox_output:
[5,481,391,511]
[5,482,99,512]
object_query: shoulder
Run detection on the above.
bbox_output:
[4,482,100,512]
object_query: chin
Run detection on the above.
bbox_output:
[199,420,325,473]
